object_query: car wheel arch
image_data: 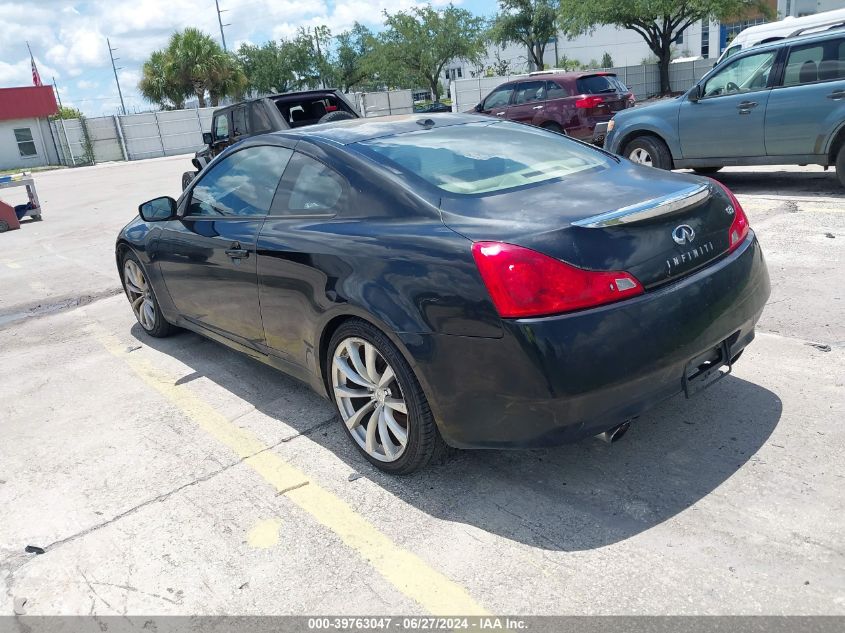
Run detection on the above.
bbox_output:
[619,130,676,167]
[315,311,441,421]
[827,122,845,165]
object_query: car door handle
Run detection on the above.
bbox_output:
[225,242,249,259]
[737,101,758,113]
[827,90,845,100]
[532,105,544,110]
[495,112,505,116]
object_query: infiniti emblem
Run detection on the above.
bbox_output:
[672,224,695,245]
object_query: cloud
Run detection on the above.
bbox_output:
[0,0,469,115]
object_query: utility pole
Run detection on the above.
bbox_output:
[215,0,229,51]
[107,38,126,116]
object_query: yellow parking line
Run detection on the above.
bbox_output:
[88,322,487,616]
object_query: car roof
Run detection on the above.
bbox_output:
[218,89,341,109]
[267,113,484,145]
[735,26,845,55]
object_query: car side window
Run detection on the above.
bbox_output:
[483,86,513,110]
[514,81,546,105]
[232,106,249,138]
[249,103,274,134]
[213,113,229,141]
[783,39,845,86]
[187,145,293,218]
[271,152,346,216]
[703,50,776,97]
[546,81,570,99]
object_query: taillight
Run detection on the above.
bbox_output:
[575,95,604,109]
[471,242,644,318]
[712,180,750,251]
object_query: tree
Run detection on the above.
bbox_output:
[490,0,560,72]
[168,28,228,107]
[559,0,770,94]
[332,23,378,91]
[139,28,245,108]
[601,51,614,68]
[55,105,83,119]
[238,41,300,94]
[138,50,186,109]
[376,5,487,101]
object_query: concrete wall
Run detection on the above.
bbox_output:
[45,92,413,167]
[0,117,52,170]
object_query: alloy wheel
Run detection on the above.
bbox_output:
[331,337,409,462]
[629,148,653,166]
[123,259,157,331]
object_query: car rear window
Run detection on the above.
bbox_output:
[354,121,612,196]
[576,74,627,94]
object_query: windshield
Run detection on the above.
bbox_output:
[576,74,626,94]
[354,121,613,195]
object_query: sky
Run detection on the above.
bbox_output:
[0,0,494,116]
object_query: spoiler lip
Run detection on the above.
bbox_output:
[571,183,712,228]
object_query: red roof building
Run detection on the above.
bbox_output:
[0,86,58,121]
[0,86,60,170]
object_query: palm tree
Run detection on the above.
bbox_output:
[138,50,186,109]
[208,53,248,106]
[167,28,226,107]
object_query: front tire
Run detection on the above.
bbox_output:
[121,251,177,338]
[327,319,445,474]
[182,171,197,190]
[623,135,673,170]
[836,144,845,188]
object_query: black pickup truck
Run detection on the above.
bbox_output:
[182,89,359,189]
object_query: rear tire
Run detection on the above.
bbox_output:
[541,122,565,135]
[327,319,446,474]
[836,144,845,188]
[0,220,9,233]
[318,110,356,124]
[693,166,723,175]
[623,135,673,170]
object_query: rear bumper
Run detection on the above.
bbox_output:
[403,233,770,448]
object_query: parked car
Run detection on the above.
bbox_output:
[119,114,769,474]
[414,102,452,113]
[606,30,845,185]
[718,7,845,63]
[469,71,635,143]
[181,89,358,189]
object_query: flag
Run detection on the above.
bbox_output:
[27,42,42,86]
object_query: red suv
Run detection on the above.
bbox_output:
[470,72,635,144]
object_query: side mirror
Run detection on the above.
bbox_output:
[688,85,702,102]
[474,102,483,112]
[139,196,177,222]
[202,132,213,145]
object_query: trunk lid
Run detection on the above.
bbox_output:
[440,165,736,289]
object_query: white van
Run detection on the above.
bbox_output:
[718,8,845,63]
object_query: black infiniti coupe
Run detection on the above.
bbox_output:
[117,114,770,474]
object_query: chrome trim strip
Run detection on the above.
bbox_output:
[572,183,712,228]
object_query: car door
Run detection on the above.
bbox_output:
[506,80,547,125]
[257,151,349,367]
[209,109,233,157]
[765,37,845,157]
[678,49,778,159]
[231,104,250,142]
[479,84,515,118]
[156,144,293,348]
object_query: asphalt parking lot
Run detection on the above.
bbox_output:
[0,156,843,616]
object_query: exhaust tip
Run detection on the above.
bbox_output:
[597,420,631,444]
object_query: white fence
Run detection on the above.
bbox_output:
[48,90,415,167]
[451,59,718,113]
